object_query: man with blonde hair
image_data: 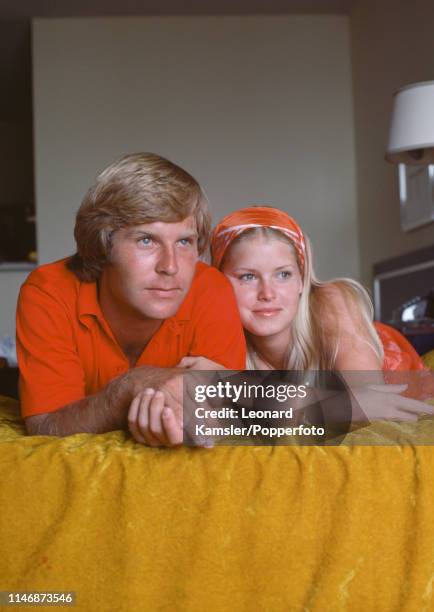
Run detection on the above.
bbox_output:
[17,153,246,446]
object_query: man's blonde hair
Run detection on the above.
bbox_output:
[68,152,210,281]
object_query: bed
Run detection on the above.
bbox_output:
[1,393,434,612]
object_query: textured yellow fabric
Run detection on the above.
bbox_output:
[423,350,434,370]
[1,396,434,612]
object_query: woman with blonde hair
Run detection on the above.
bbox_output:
[179,206,433,415]
[180,206,425,372]
[210,206,384,372]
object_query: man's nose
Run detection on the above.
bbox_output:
[156,246,178,275]
[257,278,275,301]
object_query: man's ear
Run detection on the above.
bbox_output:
[102,228,115,258]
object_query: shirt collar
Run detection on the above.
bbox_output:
[77,280,107,329]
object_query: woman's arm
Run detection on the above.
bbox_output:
[318,283,434,422]
[319,283,383,372]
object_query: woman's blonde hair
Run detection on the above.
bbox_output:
[68,152,211,282]
[221,227,383,370]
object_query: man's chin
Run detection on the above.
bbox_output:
[141,301,184,320]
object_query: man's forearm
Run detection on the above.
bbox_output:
[25,366,181,437]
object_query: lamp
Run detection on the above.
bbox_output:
[385,80,434,165]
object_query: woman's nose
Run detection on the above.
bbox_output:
[257,279,275,301]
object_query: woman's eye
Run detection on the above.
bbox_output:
[178,238,192,246]
[239,273,256,281]
[277,271,292,279]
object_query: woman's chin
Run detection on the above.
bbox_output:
[245,321,290,338]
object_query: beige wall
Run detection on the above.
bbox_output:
[3,8,433,337]
[33,15,358,279]
[351,0,434,285]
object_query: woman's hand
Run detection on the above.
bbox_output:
[177,356,226,370]
[350,383,434,423]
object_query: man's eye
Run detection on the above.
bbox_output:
[139,237,153,246]
[239,273,256,281]
[178,238,192,246]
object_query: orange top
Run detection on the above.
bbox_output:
[374,321,434,400]
[17,259,246,418]
[374,321,427,371]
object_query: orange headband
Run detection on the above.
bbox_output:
[211,206,306,274]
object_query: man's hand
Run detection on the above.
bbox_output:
[127,370,220,448]
[25,366,184,438]
[177,355,226,370]
[127,373,184,446]
[128,388,183,447]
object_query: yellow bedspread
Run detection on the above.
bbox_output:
[1,396,434,612]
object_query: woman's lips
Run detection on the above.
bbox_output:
[252,308,282,317]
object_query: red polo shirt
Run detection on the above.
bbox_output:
[17,259,246,417]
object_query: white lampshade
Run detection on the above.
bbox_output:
[385,80,434,165]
